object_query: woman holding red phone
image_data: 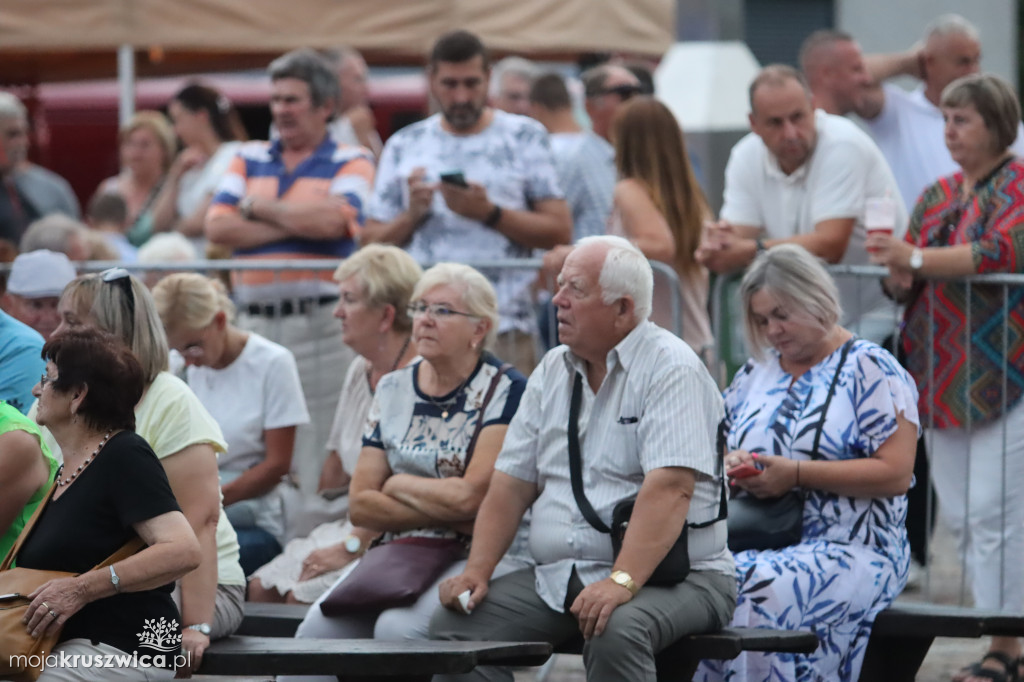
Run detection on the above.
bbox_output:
[696,245,919,682]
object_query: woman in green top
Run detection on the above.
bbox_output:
[0,399,59,558]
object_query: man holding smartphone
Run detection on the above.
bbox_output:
[363,30,571,373]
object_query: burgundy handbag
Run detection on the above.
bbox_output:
[319,363,511,616]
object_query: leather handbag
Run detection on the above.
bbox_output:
[568,373,727,586]
[319,536,466,615]
[319,363,511,615]
[0,482,145,682]
[726,338,854,553]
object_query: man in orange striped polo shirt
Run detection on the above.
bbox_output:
[206,48,375,495]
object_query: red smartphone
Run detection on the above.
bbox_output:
[727,462,763,479]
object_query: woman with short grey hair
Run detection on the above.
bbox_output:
[696,244,919,682]
[869,72,1024,682]
[283,263,530,680]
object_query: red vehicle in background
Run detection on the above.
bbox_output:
[11,69,428,208]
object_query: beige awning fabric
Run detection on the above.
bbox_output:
[0,0,674,82]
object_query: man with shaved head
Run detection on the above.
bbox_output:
[860,14,1024,208]
[799,30,872,116]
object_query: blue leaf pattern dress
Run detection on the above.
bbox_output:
[695,339,919,682]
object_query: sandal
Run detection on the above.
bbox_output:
[955,651,1019,682]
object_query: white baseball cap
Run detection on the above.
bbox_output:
[6,249,77,298]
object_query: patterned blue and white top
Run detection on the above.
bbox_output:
[362,353,526,543]
[367,111,564,334]
[697,337,920,682]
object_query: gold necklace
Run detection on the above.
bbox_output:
[422,366,473,420]
[57,430,113,487]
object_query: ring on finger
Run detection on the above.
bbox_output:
[48,610,58,619]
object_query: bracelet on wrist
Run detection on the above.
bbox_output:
[484,204,503,228]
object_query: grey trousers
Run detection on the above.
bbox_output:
[428,567,737,682]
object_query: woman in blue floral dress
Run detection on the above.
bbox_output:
[696,244,920,682]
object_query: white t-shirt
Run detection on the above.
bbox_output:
[865,84,1024,210]
[177,142,243,219]
[367,111,564,334]
[177,141,241,255]
[721,110,907,341]
[186,332,310,473]
[324,355,373,476]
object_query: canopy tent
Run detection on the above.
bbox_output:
[0,0,675,83]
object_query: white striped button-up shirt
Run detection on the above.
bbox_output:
[496,321,734,612]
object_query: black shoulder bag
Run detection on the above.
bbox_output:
[567,372,727,586]
[726,338,854,552]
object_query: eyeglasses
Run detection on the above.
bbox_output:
[100,267,136,319]
[595,84,642,101]
[407,302,478,320]
[39,373,57,389]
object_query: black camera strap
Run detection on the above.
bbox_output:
[567,372,727,535]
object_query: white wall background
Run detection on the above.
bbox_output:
[838,0,1018,86]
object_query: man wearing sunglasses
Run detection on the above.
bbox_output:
[580,65,642,143]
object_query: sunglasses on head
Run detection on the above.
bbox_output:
[100,267,136,319]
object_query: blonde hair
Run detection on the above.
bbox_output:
[152,273,236,335]
[740,244,841,360]
[412,263,498,350]
[333,244,422,333]
[120,111,176,172]
[61,272,170,384]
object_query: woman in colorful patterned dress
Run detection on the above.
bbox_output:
[696,244,919,682]
[868,72,1024,682]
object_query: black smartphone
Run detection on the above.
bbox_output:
[439,170,469,188]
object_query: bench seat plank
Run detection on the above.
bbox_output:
[872,601,1024,638]
[238,602,308,637]
[199,637,552,678]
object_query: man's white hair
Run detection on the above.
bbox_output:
[0,92,27,122]
[925,13,979,43]
[576,235,653,322]
[489,56,539,98]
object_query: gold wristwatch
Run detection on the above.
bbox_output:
[610,570,638,596]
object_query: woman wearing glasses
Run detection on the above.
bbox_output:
[283,264,530,676]
[152,273,309,576]
[35,268,245,675]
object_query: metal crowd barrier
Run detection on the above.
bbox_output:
[6,257,682,490]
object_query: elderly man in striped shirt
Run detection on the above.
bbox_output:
[206,48,375,490]
[431,235,736,682]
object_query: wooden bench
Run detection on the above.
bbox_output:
[237,603,817,680]
[198,637,552,681]
[859,601,1024,682]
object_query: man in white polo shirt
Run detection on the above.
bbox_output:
[698,65,906,343]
